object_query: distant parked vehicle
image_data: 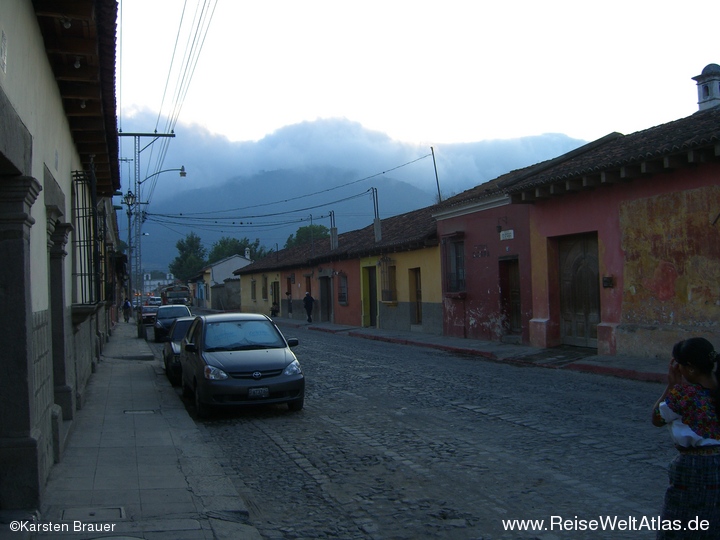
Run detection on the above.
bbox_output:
[180,313,304,417]
[154,304,192,342]
[163,316,195,385]
[146,296,162,306]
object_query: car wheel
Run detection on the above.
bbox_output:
[194,383,209,418]
[287,396,304,412]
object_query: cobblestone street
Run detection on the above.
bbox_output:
[156,325,673,539]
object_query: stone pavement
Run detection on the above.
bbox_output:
[0,319,261,540]
[273,315,668,384]
[1,313,667,540]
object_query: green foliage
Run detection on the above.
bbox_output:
[208,236,268,264]
[285,224,330,249]
[169,232,207,281]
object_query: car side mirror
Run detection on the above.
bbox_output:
[184,342,198,353]
[286,338,299,348]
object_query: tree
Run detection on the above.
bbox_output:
[169,232,207,281]
[285,224,330,249]
[207,236,268,264]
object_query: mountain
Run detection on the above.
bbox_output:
[141,166,435,269]
[119,112,587,271]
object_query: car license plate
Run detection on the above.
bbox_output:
[248,387,269,398]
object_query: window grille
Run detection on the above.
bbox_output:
[379,256,397,302]
[98,206,113,302]
[337,273,348,304]
[72,170,101,305]
[261,275,268,300]
[445,239,466,292]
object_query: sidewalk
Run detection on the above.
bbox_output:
[273,315,668,384]
[10,320,261,540]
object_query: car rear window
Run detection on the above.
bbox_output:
[158,306,191,319]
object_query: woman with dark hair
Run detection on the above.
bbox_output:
[652,337,720,539]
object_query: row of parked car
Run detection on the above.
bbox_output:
[137,304,305,417]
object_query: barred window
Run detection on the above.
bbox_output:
[72,170,100,305]
[261,275,268,300]
[446,239,465,293]
[251,279,257,301]
[338,273,348,305]
[379,256,397,302]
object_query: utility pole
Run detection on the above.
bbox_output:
[118,131,175,300]
[431,147,442,202]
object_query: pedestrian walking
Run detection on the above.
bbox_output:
[122,298,132,323]
[652,337,720,539]
[303,292,314,323]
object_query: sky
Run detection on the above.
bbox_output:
[117,0,720,147]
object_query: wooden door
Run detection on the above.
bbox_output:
[365,267,377,327]
[500,259,521,334]
[410,268,422,325]
[559,234,600,348]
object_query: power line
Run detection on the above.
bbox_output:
[153,152,432,218]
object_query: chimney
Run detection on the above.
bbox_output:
[245,247,251,259]
[692,63,720,111]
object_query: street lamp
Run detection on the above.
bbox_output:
[122,190,136,300]
[138,166,186,185]
[132,167,187,302]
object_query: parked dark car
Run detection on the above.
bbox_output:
[138,305,158,324]
[180,313,304,417]
[162,316,195,385]
[154,304,192,342]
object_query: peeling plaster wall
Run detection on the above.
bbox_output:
[529,162,720,357]
[618,184,720,356]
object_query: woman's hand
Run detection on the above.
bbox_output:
[667,359,683,387]
[652,359,683,427]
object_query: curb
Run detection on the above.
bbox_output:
[281,321,665,384]
[564,362,666,383]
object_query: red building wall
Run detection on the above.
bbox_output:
[437,203,533,343]
[528,163,720,357]
[330,259,363,327]
[281,259,363,327]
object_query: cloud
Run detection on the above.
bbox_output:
[120,111,585,201]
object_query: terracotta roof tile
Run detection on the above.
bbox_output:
[435,107,720,208]
[235,205,439,274]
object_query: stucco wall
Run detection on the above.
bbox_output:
[328,260,362,327]
[0,0,82,314]
[617,183,720,356]
[437,204,533,342]
[374,246,443,334]
[529,163,720,357]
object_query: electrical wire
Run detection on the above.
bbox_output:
[142,151,432,238]
[142,0,218,205]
